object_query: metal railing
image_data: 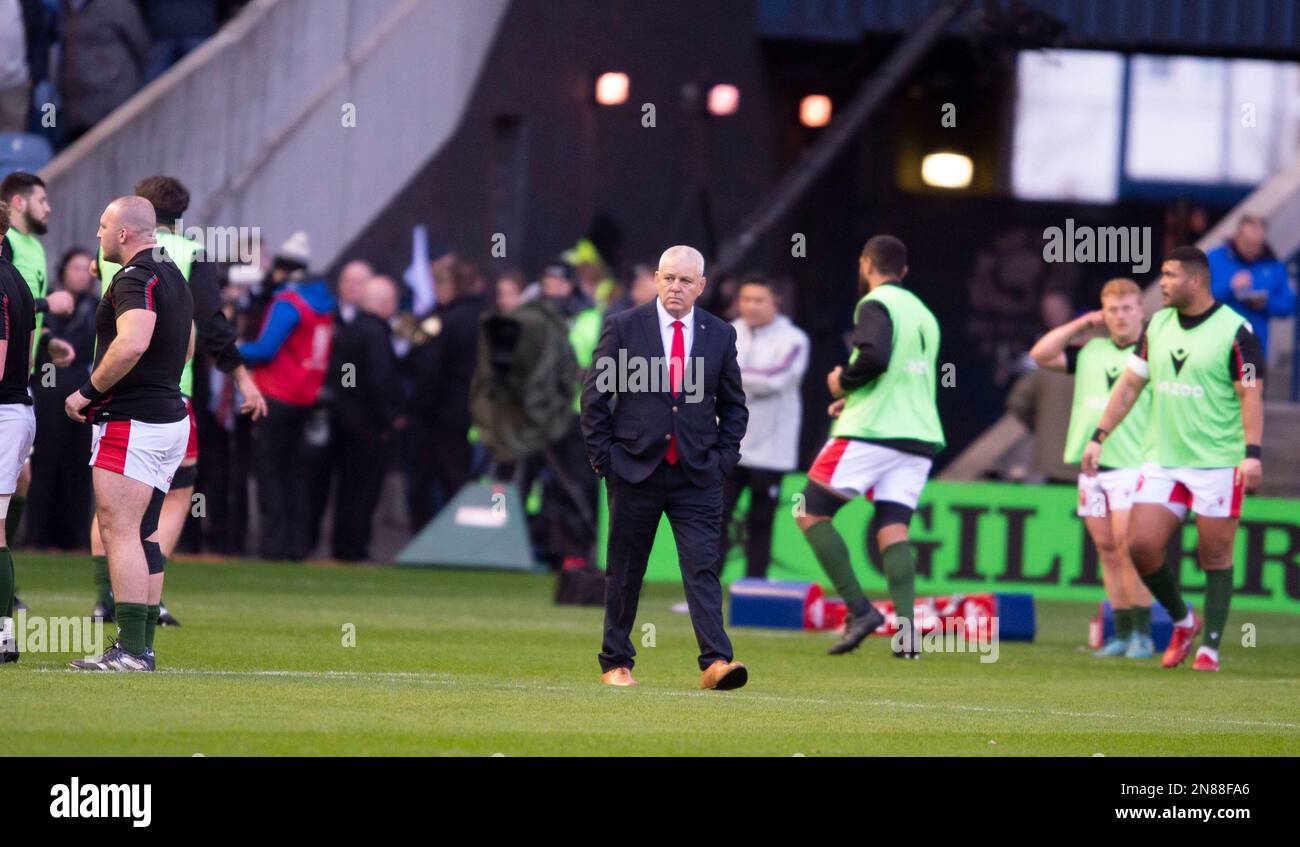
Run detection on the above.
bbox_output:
[39,0,509,272]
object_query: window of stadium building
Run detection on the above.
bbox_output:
[1012,49,1300,201]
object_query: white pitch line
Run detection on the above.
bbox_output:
[21,667,1299,731]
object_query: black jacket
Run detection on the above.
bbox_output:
[580,300,747,489]
[406,294,486,431]
[325,307,398,430]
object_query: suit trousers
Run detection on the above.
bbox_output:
[599,460,733,672]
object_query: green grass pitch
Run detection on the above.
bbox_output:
[5,552,1298,756]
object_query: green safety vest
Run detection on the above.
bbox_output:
[831,284,945,449]
[97,229,202,395]
[4,228,47,373]
[1141,306,1247,468]
[568,306,602,412]
[1062,337,1149,468]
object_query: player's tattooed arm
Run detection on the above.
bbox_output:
[1028,310,1102,371]
[1082,367,1147,475]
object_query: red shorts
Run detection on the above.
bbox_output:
[184,397,199,461]
[90,417,189,491]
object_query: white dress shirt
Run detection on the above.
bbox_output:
[655,298,695,361]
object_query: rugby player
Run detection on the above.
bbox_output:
[0,200,75,662]
[89,176,266,626]
[67,197,195,672]
[796,235,945,658]
[0,172,74,612]
[1030,278,1155,658]
[1083,247,1264,672]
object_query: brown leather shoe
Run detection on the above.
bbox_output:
[600,667,638,687]
[700,660,748,690]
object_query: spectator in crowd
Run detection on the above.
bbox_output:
[493,268,526,314]
[606,262,657,315]
[719,274,808,579]
[24,247,97,548]
[57,0,150,145]
[18,0,58,136]
[198,262,261,555]
[143,0,219,81]
[1208,214,1296,359]
[403,259,486,528]
[363,274,401,315]
[0,0,30,133]
[238,232,335,560]
[321,268,400,561]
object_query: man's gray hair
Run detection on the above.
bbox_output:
[658,245,705,277]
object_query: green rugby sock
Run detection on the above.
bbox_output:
[1203,569,1233,650]
[144,605,160,652]
[0,547,13,619]
[1138,563,1187,622]
[1132,605,1152,637]
[6,496,23,544]
[881,541,917,625]
[93,555,114,610]
[115,603,148,656]
[804,521,870,616]
[1112,607,1134,639]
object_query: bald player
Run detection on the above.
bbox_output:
[67,198,194,672]
[88,175,267,627]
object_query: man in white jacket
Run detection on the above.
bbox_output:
[720,275,809,578]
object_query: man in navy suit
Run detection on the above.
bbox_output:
[581,245,749,690]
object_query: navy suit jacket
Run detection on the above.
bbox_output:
[580,300,748,488]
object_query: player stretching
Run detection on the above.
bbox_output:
[67,198,194,672]
[1030,278,1154,658]
[1083,247,1264,672]
[796,235,944,658]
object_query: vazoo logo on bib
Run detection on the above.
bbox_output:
[1169,347,1190,376]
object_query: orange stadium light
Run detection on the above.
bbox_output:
[707,83,740,116]
[799,94,832,127]
[594,72,629,106]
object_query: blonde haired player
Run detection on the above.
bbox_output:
[1030,278,1154,658]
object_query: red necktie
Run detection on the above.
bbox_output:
[666,320,684,465]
